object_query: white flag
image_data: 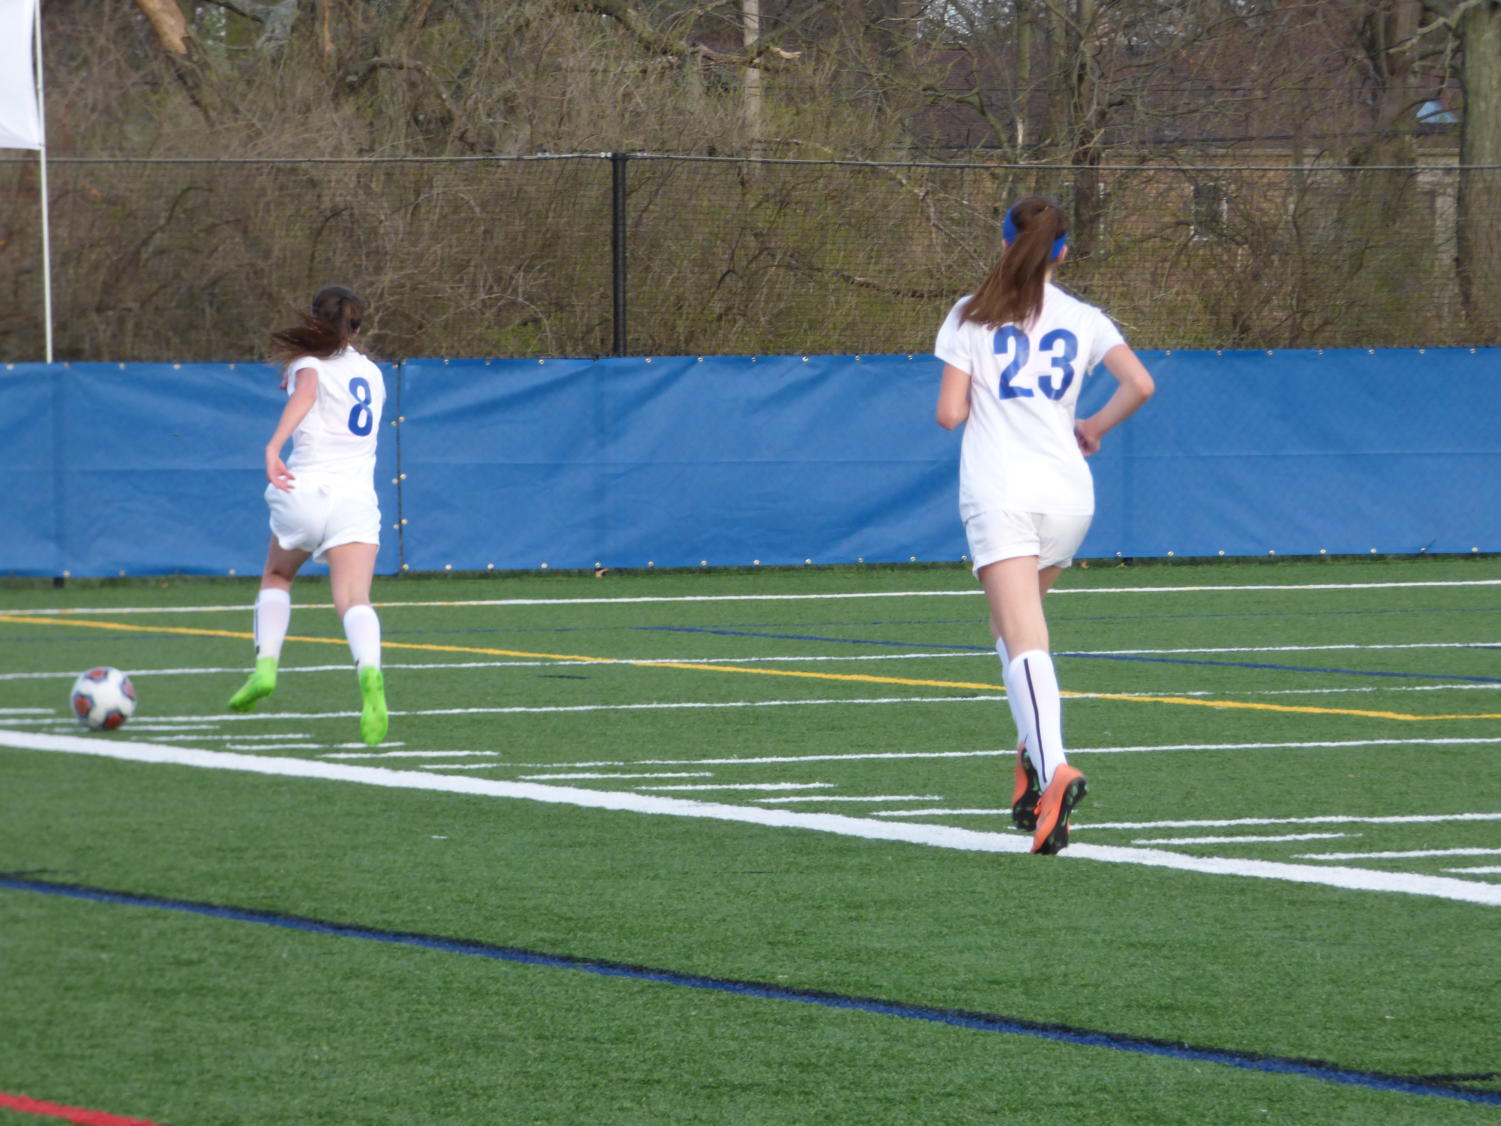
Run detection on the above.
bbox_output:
[0,0,42,150]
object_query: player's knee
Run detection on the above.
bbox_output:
[262,564,298,586]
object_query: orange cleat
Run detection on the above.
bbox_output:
[1031,764,1087,855]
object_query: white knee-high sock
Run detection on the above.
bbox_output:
[342,604,382,669]
[995,639,1028,748]
[1008,649,1067,787]
[253,588,292,660]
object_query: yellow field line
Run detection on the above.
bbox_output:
[4,613,1499,723]
[1076,692,1501,722]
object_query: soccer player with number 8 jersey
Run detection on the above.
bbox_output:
[934,197,1155,854]
[227,285,389,746]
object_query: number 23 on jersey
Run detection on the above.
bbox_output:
[992,326,1079,402]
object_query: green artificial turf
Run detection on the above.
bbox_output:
[2,557,1498,1123]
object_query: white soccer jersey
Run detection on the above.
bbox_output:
[283,347,386,484]
[934,283,1124,519]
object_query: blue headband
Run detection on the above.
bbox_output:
[1003,210,1069,261]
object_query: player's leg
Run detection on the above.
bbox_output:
[1024,561,1086,853]
[228,538,309,711]
[980,554,1085,855]
[326,541,386,746]
[1005,563,1067,826]
[990,631,1038,830]
[981,554,1056,766]
[970,512,1045,827]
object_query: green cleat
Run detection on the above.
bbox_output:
[358,665,388,746]
[228,656,279,712]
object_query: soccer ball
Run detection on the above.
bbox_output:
[70,666,137,731]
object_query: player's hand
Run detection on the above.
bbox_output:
[267,452,296,491]
[1075,421,1102,456]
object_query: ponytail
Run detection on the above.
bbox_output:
[270,285,365,366]
[960,197,1069,330]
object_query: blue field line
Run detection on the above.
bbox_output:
[639,625,1501,683]
[4,874,1498,1107]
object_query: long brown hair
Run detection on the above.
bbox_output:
[960,197,1069,330]
[270,285,365,365]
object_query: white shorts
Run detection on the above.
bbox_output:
[265,479,381,565]
[965,510,1092,574]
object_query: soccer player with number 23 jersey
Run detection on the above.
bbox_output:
[934,197,1155,854]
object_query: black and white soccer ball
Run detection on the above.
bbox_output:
[70,666,137,731]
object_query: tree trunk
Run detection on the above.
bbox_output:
[1014,0,1034,151]
[1455,1,1501,336]
[1043,0,1103,258]
[743,0,761,150]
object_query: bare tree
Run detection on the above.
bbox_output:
[8,0,1488,361]
[1421,0,1501,334]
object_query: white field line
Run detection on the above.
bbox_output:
[472,736,1501,770]
[24,728,1501,764]
[1448,866,1501,874]
[225,742,326,751]
[322,753,504,762]
[1297,847,1501,861]
[875,811,1501,827]
[1086,812,1501,829]
[155,732,317,742]
[4,728,1500,908]
[1252,684,1501,696]
[1073,641,1501,656]
[113,726,221,733]
[1129,833,1354,845]
[14,576,1501,616]
[521,771,715,781]
[756,795,945,804]
[638,782,835,792]
[0,699,1002,729]
[419,763,509,770]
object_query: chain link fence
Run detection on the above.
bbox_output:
[0,154,1492,362]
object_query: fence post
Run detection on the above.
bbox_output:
[611,151,628,357]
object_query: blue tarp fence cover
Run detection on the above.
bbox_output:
[2,350,1495,578]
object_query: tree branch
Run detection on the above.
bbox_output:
[568,0,801,68]
[344,56,478,149]
[133,0,190,54]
